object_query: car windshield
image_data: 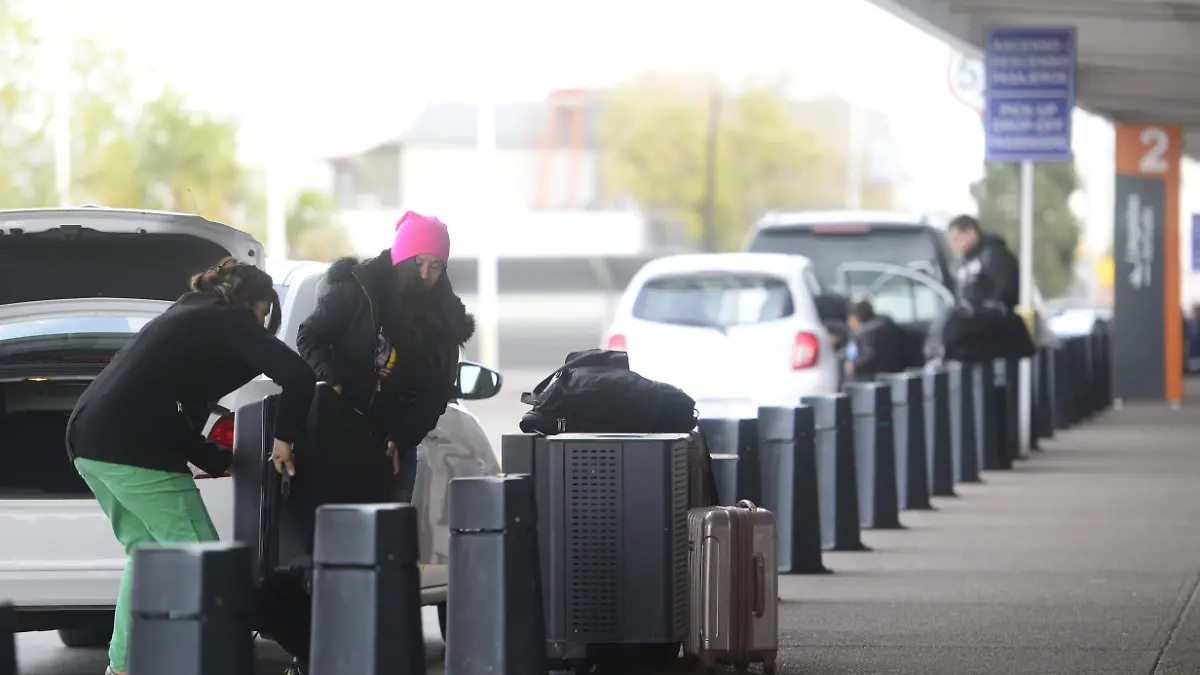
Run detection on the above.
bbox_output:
[0,315,152,364]
[633,273,794,329]
[748,226,945,288]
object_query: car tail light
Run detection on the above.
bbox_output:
[207,414,235,448]
[811,223,872,234]
[606,334,628,352]
[792,332,819,370]
[196,414,235,479]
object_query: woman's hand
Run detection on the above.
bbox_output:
[271,439,296,476]
[387,440,399,476]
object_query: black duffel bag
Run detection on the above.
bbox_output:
[520,349,698,434]
[941,301,1037,363]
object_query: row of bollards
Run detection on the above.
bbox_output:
[84,478,545,675]
[695,342,1113,576]
[118,503,426,675]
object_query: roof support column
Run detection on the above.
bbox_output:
[1112,123,1183,405]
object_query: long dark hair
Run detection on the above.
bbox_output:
[189,257,283,334]
[377,258,466,362]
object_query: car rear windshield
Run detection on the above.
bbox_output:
[748,226,945,287]
[0,316,151,365]
[632,273,794,328]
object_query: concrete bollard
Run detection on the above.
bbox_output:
[756,406,828,573]
[1080,335,1097,416]
[1095,330,1108,412]
[697,418,762,505]
[1052,344,1072,430]
[446,475,547,675]
[972,362,1003,470]
[1071,336,1092,421]
[1,602,15,675]
[945,362,981,484]
[709,454,740,508]
[1095,324,1113,410]
[878,373,932,511]
[309,504,424,675]
[993,359,1019,465]
[918,367,956,497]
[843,382,902,530]
[800,395,867,552]
[1035,349,1056,442]
[128,543,254,675]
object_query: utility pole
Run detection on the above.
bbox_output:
[475,97,500,369]
[845,101,865,210]
[700,92,722,252]
[51,14,74,207]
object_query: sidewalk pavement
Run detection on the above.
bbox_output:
[775,395,1200,675]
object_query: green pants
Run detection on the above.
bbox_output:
[73,458,220,672]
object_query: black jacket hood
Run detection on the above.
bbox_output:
[325,250,476,347]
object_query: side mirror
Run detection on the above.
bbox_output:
[455,361,503,401]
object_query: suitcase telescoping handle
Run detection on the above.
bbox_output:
[752,553,766,618]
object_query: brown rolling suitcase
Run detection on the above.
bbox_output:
[686,500,779,675]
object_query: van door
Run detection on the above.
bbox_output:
[835,262,955,368]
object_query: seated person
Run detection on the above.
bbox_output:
[848,300,906,381]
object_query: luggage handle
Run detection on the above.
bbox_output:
[752,552,766,618]
[520,350,632,406]
[736,499,758,511]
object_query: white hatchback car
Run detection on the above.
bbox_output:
[0,207,503,647]
[600,253,841,419]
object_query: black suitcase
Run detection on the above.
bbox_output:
[232,383,394,658]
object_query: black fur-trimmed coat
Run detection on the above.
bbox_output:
[296,250,475,449]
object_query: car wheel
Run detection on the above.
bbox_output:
[436,601,448,641]
[58,627,111,649]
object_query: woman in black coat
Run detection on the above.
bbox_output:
[296,211,475,500]
[66,259,316,675]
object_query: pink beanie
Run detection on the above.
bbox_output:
[390,211,450,266]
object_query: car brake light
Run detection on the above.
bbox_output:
[606,334,628,352]
[811,223,872,234]
[792,332,819,370]
[207,414,235,448]
[196,414,235,479]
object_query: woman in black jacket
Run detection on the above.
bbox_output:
[296,211,475,501]
[66,258,316,675]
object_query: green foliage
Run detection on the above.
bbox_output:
[970,162,1081,298]
[0,9,259,234]
[596,74,842,251]
[0,4,54,207]
[286,188,354,261]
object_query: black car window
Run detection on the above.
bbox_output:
[633,273,795,328]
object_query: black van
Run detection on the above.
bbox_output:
[746,211,962,367]
[745,211,961,293]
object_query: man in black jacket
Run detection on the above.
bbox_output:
[849,300,907,381]
[948,214,1020,310]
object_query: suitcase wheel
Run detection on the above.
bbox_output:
[763,663,777,675]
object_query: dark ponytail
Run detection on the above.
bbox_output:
[189,257,283,334]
